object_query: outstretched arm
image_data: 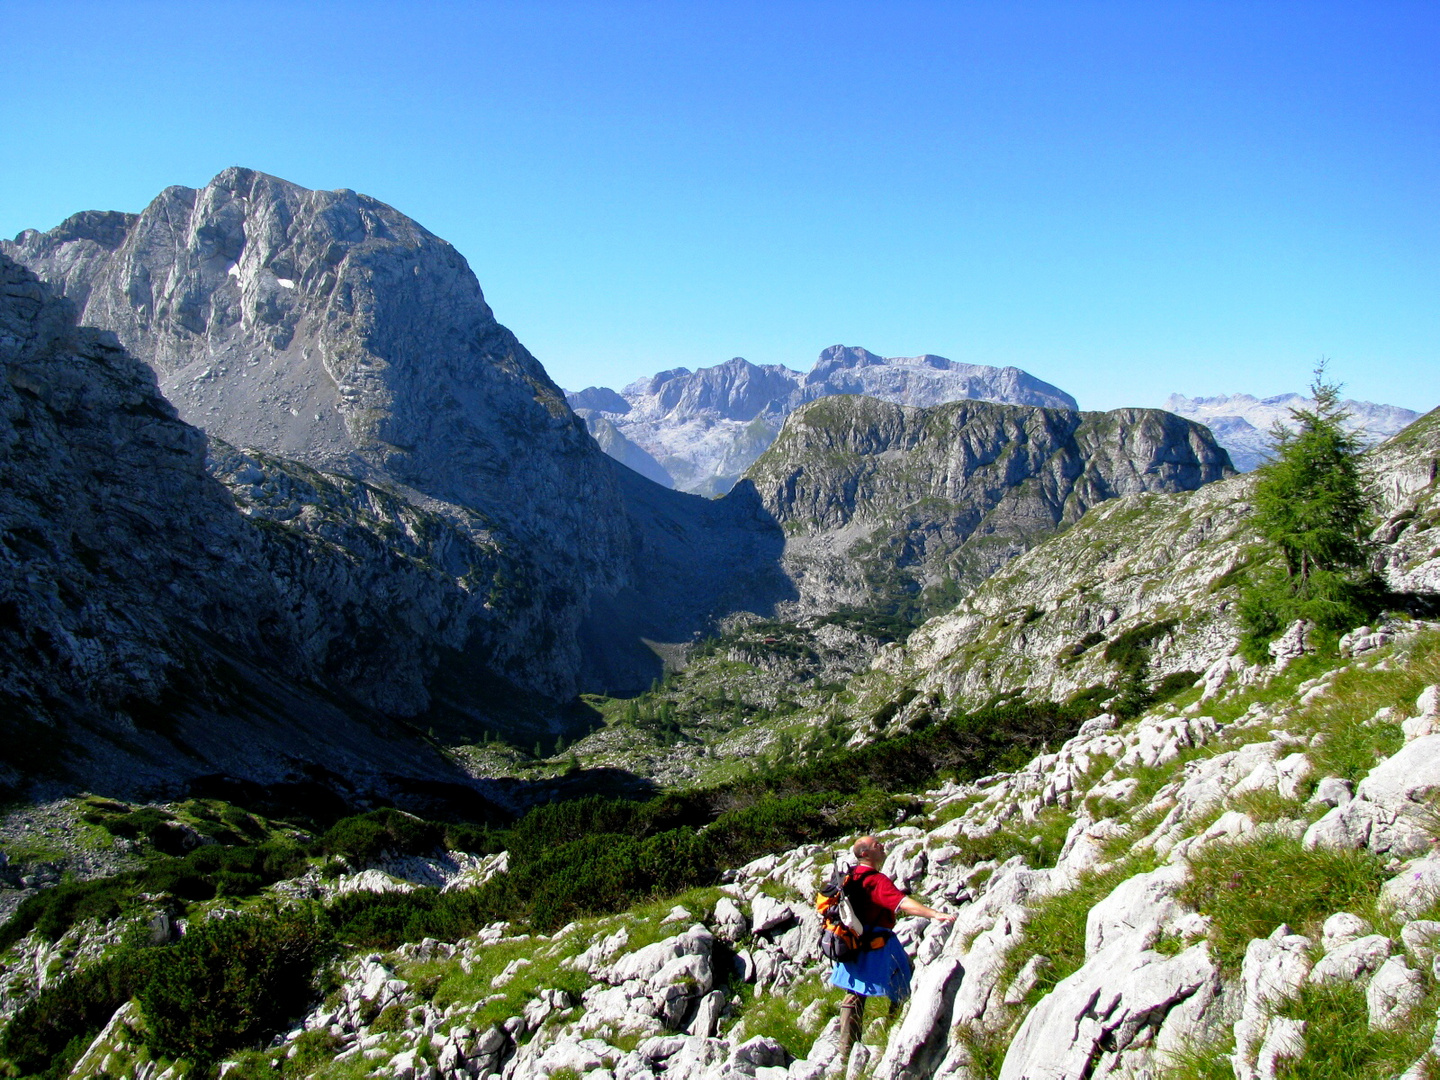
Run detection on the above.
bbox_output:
[897,896,955,922]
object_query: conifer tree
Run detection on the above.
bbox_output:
[1238,362,1380,660]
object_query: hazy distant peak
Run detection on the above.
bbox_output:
[567,386,631,414]
[1165,391,1422,471]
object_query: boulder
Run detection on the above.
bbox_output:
[1309,935,1392,985]
[1382,854,1440,918]
[1357,734,1440,809]
[1231,926,1314,1080]
[871,957,965,1080]
[1308,776,1353,808]
[1320,912,1373,952]
[1275,753,1314,800]
[730,1035,791,1071]
[687,990,726,1039]
[712,898,749,942]
[661,1037,729,1080]
[751,896,797,935]
[1254,1016,1305,1079]
[1303,799,1430,858]
[1367,955,1425,1029]
[1002,955,1050,1006]
[1269,620,1313,669]
[1401,919,1440,962]
[1244,926,1314,1012]
[611,926,715,985]
[1085,863,1189,958]
[999,942,1221,1080]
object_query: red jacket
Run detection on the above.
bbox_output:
[846,864,906,929]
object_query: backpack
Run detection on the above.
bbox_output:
[816,865,886,963]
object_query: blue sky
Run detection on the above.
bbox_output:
[2,1,1435,412]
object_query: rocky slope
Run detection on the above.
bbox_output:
[1369,407,1440,598]
[1165,392,1422,472]
[569,348,1077,496]
[12,624,1440,1080]
[3,385,1439,1078]
[0,253,496,804]
[531,406,1438,798]
[861,406,1440,725]
[744,396,1234,615]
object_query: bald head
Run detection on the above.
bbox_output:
[853,835,886,868]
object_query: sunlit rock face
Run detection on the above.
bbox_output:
[743,395,1236,614]
[3,167,627,575]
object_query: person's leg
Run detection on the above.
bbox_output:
[836,992,866,1073]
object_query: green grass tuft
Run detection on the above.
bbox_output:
[1178,835,1388,971]
[1274,982,1435,1079]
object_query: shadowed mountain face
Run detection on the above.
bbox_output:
[0,253,507,804]
[567,347,1078,496]
[745,395,1236,613]
[3,169,793,709]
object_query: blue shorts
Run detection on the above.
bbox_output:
[829,929,913,1001]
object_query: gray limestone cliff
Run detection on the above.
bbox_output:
[0,254,495,801]
[569,347,1077,496]
[743,395,1235,614]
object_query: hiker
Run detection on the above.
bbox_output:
[831,835,955,1074]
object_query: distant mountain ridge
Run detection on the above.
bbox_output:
[568,346,1078,496]
[1165,391,1420,472]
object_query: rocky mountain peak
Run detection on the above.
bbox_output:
[3,167,657,683]
[2,166,599,533]
[747,395,1235,613]
[621,356,797,423]
[807,343,889,374]
[800,345,1079,411]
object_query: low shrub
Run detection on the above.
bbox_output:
[0,839,312,952]
[321,809,442,863]
[137,907,333,1067]
[1153,670,1202,704]
[329,698,1094,944]
[0,950,145,1079]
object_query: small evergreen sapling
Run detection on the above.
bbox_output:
[1239,363,1380,661]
